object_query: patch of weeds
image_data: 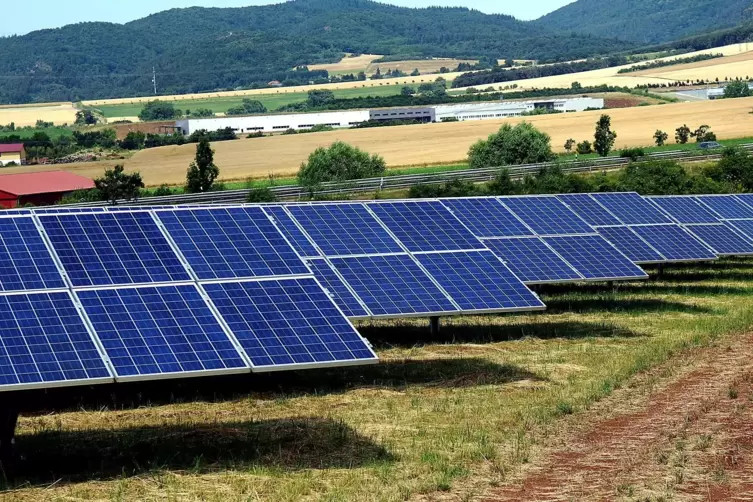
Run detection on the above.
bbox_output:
[694,434,712,451]
[616,483,635,496]
[556,401,574,416]
[729,387,739,399]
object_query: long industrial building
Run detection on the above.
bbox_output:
[174,97,604,135]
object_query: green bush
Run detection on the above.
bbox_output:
[153,184,174,197]
[408,179,485,198]
[247,187,277,202]
[468,122,555,169]
[138,100,182,121]
[298,141,386,186]
[576,140,593,155]
[619,148,645,161]
[704,147,753,190]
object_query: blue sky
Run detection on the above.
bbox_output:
[0,0,575,36]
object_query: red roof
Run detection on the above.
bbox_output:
[0,144,24,154]
[0,171,95,196]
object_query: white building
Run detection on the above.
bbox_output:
[433,97,604,122]
[175,110,370,135]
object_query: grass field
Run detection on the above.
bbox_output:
[7,96,751,187]
[6,258,753,501]
[0,103,78,128]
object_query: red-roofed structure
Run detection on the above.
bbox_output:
[0,144,25,166]
[0,171,95,208]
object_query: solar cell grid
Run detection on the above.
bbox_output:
[501,196,594,236]
[591,192,673,225]
[557,194,622,227]
[631,225,717,261]
[204,279,377,370]
[368,200,485,253]
[0,217,66,292]
[41,212,190,287]
[440,198,533,238]
[596,226,665,263]
[77,285,248,379]
[696,195,753,220]
[685,224,753,256]
[483,237,582,284]
[263,206,320,258]
[157,207,309,280]
[544,235,648,280]
[415,251,545,311]
[289,204,402,256]
[648,197,719,224]
[0,292,111,390]
[330,254,458,317]
[725,220,753,242]
[306,259,370,318]
[734,194,753,211]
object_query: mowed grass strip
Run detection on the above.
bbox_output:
[6,258,753,501]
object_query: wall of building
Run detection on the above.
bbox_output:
[176,110,370,135]
[0,152,23,167]
[433,98,604,122]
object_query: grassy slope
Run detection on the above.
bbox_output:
[8,259,753,500]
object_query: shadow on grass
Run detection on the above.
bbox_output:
[537,281,750,298]
[542,298,714,315]
[7,417,392,488]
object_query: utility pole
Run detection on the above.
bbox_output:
[152,67,157,96]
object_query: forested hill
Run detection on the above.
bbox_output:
[536,0,753,44]
[0,0,635,104]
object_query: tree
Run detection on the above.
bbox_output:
[654,129,668,147]
[723,80,752,99]
[185,137,219,193]
[675,124,691,144]
[138,100,182,121]
[400,86,416,96]
[571,81,582,90]
[487,168,518,195]
[410,68,420,76]
[188,108,215,118]
[564,138,576,153]
[593,114,617,157]
[704,147,753,190]
[298,141,386,186]
[75,110,99,125]
[468,122,556,169]
[227,99,267,116]
[94,165,144,204]
[576,140,593,155]
[120,131,146,150]
[692,124,717,142]
[307,90,336,107]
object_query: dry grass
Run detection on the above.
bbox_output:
[366,59,476,75]
[0,103,78,128]
[308,54,383,72]
[4,259,753,501]
[4,97,752,186]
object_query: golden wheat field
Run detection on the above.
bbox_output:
[5,97,752,187]
[0,103,79,128]
[307,54,383,72]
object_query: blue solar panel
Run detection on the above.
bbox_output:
[77,285,247,379]
[725,220,753,242]
[696,195,753,220]
[501,196,594,236]
[557,194,622,226]
[0,217,65,292]
[415,251,545,311]
[483,237,582,284]
[369,201,485,252]
[203,279,377,370]
[289,204,402,256]
[33,207,107,214]
[330,254,458,317]
[306,258,370,318]
[544,235,648,280]
[157,208,309,280]
[733,194,753,211]
[0,292,111,390]
[596,226,665,264]
[649,197,720,224]
[631,225,717,261]
[440,198,534,238]
[41,212,190,287]
[592,193,673,225]
[685,224,753,256]
[263,206,320,258]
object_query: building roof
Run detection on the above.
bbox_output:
[0,171,95,196]
[0,144,24,154]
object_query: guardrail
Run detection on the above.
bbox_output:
[61,144,753,207]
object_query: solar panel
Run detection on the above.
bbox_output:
[696,195,753,220]
[483,237,582,284]
[415,251,545,312]
[441,198,533,238]
[543,235,648,280]
[156,207,309,280]
[263,206,320,258]
[596,226,665,264]
[369,200,485,252]
[557,194,622,226]
[329,254,459,317]
[725,220,753,241]
[684,224,753,256]
[501,196,594,236]
[41,212,190,287]
[0,217,66,292]
[631,225,717,261]
[733,193,753,211]
[591,192,673,225]
[289,204,402,256]
[306,258,370,319]
[0,292,111,391]
[203,279,378,371]
[77,285,248,380]
[33,207,107,214]
[648,196,719,224]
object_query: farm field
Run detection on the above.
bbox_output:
[6,259,753,500]
[6,96,751,186]
[0,103,78,128]
[307,53,383,73]
[309,53,475,76]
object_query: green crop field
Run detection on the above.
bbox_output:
[7,259,753,500]
[91,85,411,119]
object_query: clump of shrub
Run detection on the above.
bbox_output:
[619,148,645,161]
[298,141,386,186]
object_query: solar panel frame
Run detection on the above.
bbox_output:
[557,193,623,227]
[440,197,534,238]
[695,195,753,220]
[543,235,649,281]
[733,194,753,212]
[483,237,584,285]
[647,196,720,225]
[630,224,717,262]
[595,226,666,264]
[725,220,753,242]
[499,196,595,236]
[684,223,753,256]
[591,192,674,225]
[305,258,371,319]
[262,206,321,258]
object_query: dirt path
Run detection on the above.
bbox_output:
[485,334,753,501]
